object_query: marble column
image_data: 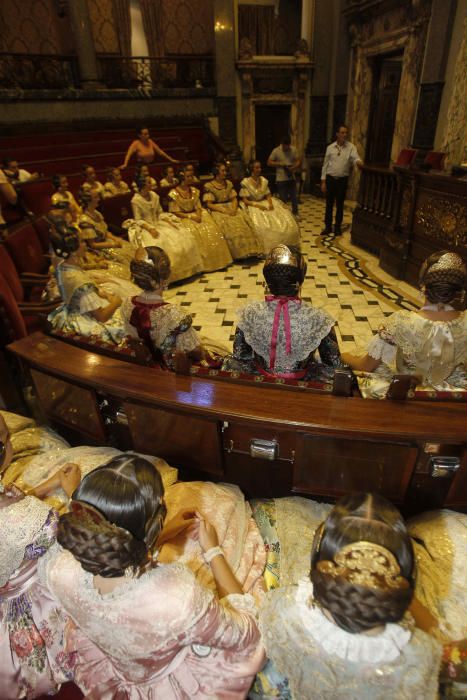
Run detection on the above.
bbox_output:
[68,0,102,89]
[213,0,240,156]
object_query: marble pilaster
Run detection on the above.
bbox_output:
[67,0,102,88]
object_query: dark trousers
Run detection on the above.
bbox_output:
[324,175,348,230]
[276,179,298,215]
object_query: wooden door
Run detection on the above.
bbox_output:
[255,104,291,167]
[367,56,402,165]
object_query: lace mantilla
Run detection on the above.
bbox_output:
[295,578,411,663]
[238,301,335,372]
[0,496,51,586]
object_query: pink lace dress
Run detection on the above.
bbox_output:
[44,551,265,699]
[0,497,74,699]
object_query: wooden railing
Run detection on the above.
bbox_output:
[357,165,398,220]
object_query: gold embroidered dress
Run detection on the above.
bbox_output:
[79,209,136,271]
[168,186,232,272]
[203,179,262,259]
[239,176,300,253]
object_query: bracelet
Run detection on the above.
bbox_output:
[203,546,223,564]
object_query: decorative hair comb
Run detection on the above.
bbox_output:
[265,244,301,268]
[70,499,134,539]
[316,540,409,591]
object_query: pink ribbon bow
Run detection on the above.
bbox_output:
[265,295,301,369]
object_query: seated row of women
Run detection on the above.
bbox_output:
[50,161,300,269]
[0,409,465,699]
[45,208,467,396]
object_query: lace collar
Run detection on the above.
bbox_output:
[296,578,411,663]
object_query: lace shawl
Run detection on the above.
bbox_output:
[168,187,200,214]
[202,180,236,204]
[79,211,108,242]
[259,579,442,700]
[131,191,163,226]
[0,497,52,586]
[367,311,467,384]
[239,176,270,201]
[238,301,335,373]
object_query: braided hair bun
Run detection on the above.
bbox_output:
[57,454,166,578]
[419,250,466,305]
[310,492,414,633]
[130,246,171,290]
[48,215,81,259]
[263,245,307,297]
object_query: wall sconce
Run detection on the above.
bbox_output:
[215,21,230,32]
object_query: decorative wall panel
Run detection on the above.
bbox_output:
[162,0,214,55]
[0,0,72,54]
[412,82,444,150]
[87,0,120,54]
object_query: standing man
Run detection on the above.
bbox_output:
[321,124,362,235]
[268,135,302,217]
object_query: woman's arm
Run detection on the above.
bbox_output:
[341,351,381,372]
[120,142,137,170]
[0,179,18,205]
[192,511,243,597]
[91,291,122,322]
[153,140,178,163]
[230,196,238,215]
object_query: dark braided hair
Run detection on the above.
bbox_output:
[57,454,166,578]
[419,250,466,305]
[263,245,306,296]
[48,215,81,258]
[310,492,414,634]
[130,246,171,290]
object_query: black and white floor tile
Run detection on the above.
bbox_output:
[164,196,419,354]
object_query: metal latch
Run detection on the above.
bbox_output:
[429,456,460,478]
[250,439,279,461]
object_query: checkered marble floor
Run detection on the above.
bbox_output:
[164,196,419,355]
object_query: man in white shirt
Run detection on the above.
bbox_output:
[268,136,302,216]
[3,158,39,184]
[320,124,362,235]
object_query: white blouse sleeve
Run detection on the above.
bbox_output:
[79,290,106,314]
[367,327,398,365]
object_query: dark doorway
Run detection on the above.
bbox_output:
[255,104,291,168]
[366,55,402,165]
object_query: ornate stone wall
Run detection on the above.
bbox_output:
[0,0,73,54]
[344,0,432,196]
[440,16,467,167]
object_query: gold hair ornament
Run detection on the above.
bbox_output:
[264,244,302,269]
[316,540,409,591]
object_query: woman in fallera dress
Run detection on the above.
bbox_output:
[50,174,81,220]
[128,175,203,283]
[0,414,79,699]
[81,165,105,198]
[223,244,343,380]
[131,164,157,193]
[168,169,232,272]
[159,164,179,188]
[47,221,125,343]
[103,167,130,198]
[43,454,265,699]
[203,162,262,260]
[78,188,136,272]
[342,250,467,398]
[240,160,300,253]
[255,492,442,700]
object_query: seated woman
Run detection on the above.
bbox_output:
[47,220,125,343]
[78,188,136,270]
[203,163,262,260]
[131,164,157,193]
[120,126,179,170]
[128,175,203,283]
[81,165,105,198]
[168,169,232,272]
[43,454,265,698]
[50,174,81,220]
[184,162,200,183]
[0,414,78,699]
[121,246,205,371]
[103,167,130,198]
[240,160,300,253]
[342,251,467,398]
[223,244,343,380]
[159,164,179,188]
[256,492,442,700]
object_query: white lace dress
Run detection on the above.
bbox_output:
[239,176,300,253]
[128,192,203,282]
[358,310,467,398]
[258,578,441,700]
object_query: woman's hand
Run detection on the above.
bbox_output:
[185,510,220,551]
[268,201,274,211]
[58,463,81,497]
